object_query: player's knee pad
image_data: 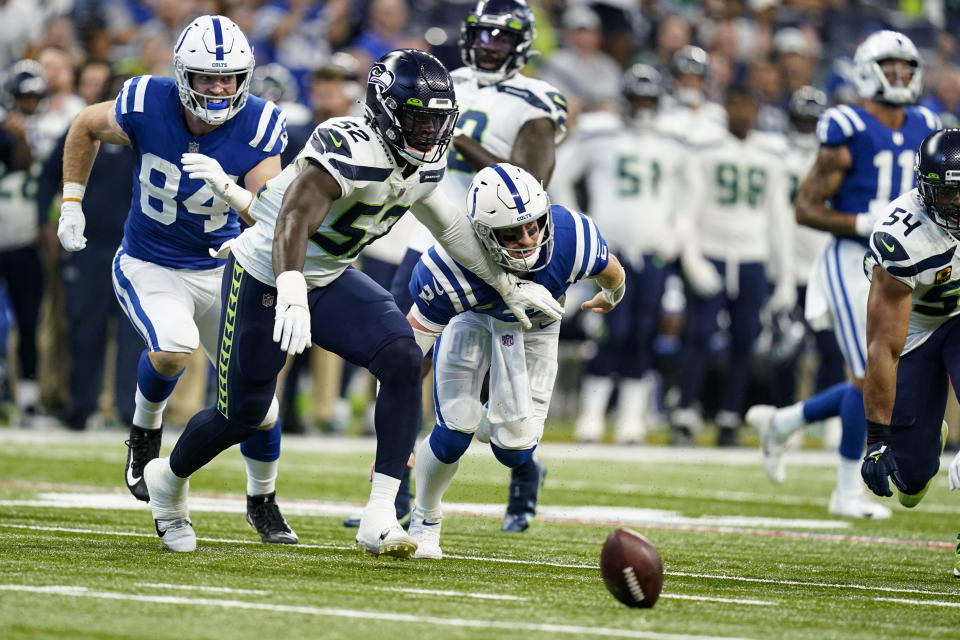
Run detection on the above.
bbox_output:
[369,336,421,389]
[256,396,279,429]
[428,424,473,464]
[439,395,483,434]
[490,417,542,452]
[490,443,535,469]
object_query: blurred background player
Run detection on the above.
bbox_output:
[746,30,940,518]
[657,45,726,146]
[140,49,562,555]
[407,163,625,559]
[56,15,297,544]
[0,60,47,424]
[670,85,795,446]
[386,0,567,533]
[860,129,960,577]
[550,64,687,444]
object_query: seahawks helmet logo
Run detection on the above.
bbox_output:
[368,64,396,91]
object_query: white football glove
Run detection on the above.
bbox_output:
[273,271,312,355]
[949,449,960,491]
[681,250,722,297]
[765,282,797,315]
[501,275,563,330]
[57,182,87,252]
[181,152,253,212]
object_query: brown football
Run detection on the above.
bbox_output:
[600,527,663,608]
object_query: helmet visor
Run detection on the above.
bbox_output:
[468,26,520,71]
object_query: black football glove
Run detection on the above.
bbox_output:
[860,421,906,497]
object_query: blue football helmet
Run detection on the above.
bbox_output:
[916,128,960,233]
[459,0,536,86]
[365,49,459,166]
[622,63,663,122]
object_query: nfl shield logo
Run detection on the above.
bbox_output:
[262,293,275,308]
[501,334,514,347]
[188,141,200,153]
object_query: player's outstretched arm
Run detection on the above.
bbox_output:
[582,253,626,314]
[863,264,912,426]
[58,101,130,252]
[269,162,342,355]
[794,145,859,236]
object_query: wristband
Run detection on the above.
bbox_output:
[854,212,875,237]
[63,182,86,201]
[601,280,626,307]
[223,182,254,213]
[866,419,892,445]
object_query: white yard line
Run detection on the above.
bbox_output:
[659,594,776,606]
[873,597,960,608]
[0,584,751,640]
[371,586,526,601]
[2,522,958,601]
[134,582,270,595]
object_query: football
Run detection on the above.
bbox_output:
[600,528,663,608]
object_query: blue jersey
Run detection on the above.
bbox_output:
[815,104,939,239]
[114,75,287,269]
[410,205,609,327]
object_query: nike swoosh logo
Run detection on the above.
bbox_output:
[539,320,558,329]
[330,133,343,148]
[126,465,141,487]
[423,521,440,527]
[881,237,896,253]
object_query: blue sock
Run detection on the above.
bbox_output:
[137,349,182,402]
[801,382,850,423]
[240,418,282,462]
[838,385,866,461]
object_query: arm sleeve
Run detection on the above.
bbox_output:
[410,186,511,295]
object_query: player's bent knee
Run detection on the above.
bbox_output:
[428,424,473,464]
[490,418,542,451]
[256,396,280,430]
[490,443,535,468]
[369,337,421,388]
[148,350,191,377]
[441,396,483,433]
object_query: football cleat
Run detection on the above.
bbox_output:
[502,458,547,533]
[154,518,197,553]
[246,492,298,544]
[828,488,892,519]
[746,405,786,484]
[125,425,163,502]
[355,506,417,559]
[408,508,443,559]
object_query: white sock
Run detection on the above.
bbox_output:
[152,457,189,520]
[414,435,459,520]
[15,379,38,410]
[615,377,649,442]
[577,375,615,440]
[133,388,165,430]
[244,456,278,496]
[836,456,862,494]
[772,403,805,440]
[366,472,400,511]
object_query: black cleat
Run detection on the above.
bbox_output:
[247,492,299,544]
[502,458,547,533]
[716,426,740,447]
[125,425,163,502]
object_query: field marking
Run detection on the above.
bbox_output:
[660,594,775,606]
[134,582,270,595]
[371,586,526,601]
[2,522,958,601]
[874,597,960,608]
[0,584,750,640]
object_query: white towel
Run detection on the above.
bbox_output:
[487,316,533,424]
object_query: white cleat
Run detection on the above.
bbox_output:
[144,458,195,551]
[408,508,443,559]
[154,518,196,552]
[746,405,786,484]
[355,506,417,559]
[828,489,892,519]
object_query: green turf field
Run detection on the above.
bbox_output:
[0,429,958,639]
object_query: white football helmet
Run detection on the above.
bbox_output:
[174,15,255,125]
[853,30,922,105]
[468,163,553,272]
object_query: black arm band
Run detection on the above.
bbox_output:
[866,420,892,445]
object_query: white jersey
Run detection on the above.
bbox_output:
[655,100,727,148]
[440,67,567,208]
[232,116,448,287]
[549,110,688,264]
[869,189,960,355]
[684,129,792,267]
[0,160,40,250]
